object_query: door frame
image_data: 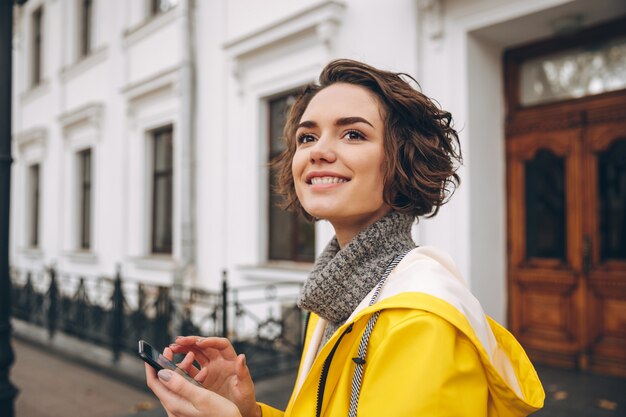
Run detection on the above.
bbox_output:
[504,17,626,376]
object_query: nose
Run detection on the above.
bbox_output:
[309,136,336,164]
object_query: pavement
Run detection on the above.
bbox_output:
[8,337,626,417]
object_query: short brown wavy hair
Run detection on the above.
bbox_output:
[273,59,462,220]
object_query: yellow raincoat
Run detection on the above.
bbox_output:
[259,247,545,416]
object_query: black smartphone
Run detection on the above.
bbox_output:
[138,339,204,388]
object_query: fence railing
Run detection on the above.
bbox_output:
[10,265,304,380]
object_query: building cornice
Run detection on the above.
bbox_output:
[58,102,105,133]
[224,1,346,74]
[121,65,181,103]
[14,127,47,153]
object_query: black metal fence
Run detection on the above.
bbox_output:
[9,265,304,380]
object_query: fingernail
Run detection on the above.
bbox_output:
[175,336,183,340]
[158,369,173,381]
[169,343,177,348]
[242,355,247,367]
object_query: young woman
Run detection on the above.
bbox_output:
[145,59,545,417]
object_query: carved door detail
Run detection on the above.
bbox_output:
[583,121,626,375]
[507,128,584,369]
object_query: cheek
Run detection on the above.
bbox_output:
[291,152,306,189]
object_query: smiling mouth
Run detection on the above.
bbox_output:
[310,176,349,185]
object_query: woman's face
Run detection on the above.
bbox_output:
[292,83,390,243]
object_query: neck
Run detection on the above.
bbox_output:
[297,211,416,324]
[331,207,392,248]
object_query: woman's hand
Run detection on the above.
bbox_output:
[169,336,261,417]
[145,359,242,417]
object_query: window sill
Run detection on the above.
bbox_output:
[63,250,98,264]
[19,247,44,260]
[237,262,312,283]
[123,6,179,49]
[129,255,178,272]
[60,46,108,83]
[21,80,51,104]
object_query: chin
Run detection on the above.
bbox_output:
[301,206,338,221]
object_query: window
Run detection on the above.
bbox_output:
[149,0,178,16]
[79,0,93,58]
[28,164,41,247]
[78,149,92,250]
[268,92,315,262]
[31,6,43,86]
[151,126,173,254]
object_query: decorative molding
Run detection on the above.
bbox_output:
[418,0,444,40]
[20,79,51,104]
[122,6,180,50]
[224,1,346,77]
[14,127,47,153]
[121,65,181,103]
[60,46,109,84]
[58,102,105,133]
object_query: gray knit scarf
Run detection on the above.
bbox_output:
[297,211,416,346]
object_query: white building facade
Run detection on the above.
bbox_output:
[11,0,626,376]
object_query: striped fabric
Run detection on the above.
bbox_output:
[348,250,411,417]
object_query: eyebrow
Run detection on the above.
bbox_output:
[296,116,374,130]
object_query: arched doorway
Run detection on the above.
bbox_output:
[505,18,626,377]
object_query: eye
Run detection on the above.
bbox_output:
[297,133,317,145]
[343,129,366,141]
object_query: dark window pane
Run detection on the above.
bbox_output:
[32,7,43,86]
[525,149,566,260]
[29,164,40,247]
[152,126,173,254]
[80,0,93,57]
[297,217,316,261]
[150,0,178,15]
[598,138,626,261]
[79,149,92,250]
[268,91,314,262]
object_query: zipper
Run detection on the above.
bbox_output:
[316,323,353,417]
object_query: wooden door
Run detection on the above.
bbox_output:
[505,18,626,377]
[583,119,626,376]
[507,127,585,369]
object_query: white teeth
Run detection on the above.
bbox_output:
[311,176,348,185]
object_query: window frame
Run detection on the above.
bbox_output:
[77,148,92,250]
[78,0,94,59]
[28,163,41,248]
[266,90,315,263]
[150,125,174,255]
[148,0,178,18]
[31,5,44,87]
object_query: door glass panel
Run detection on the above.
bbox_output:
[520,36,626,106]
[525,149,566,260]
[599,138,626,261]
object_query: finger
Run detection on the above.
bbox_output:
[163,347,174,360]
[149,370,192,416]
[145,362,158,386]
[157,368,207,403]
[195,337,238,360]
[158,369,240,417]
[169,345,211,368]
[178,352,200,378]
[235,354,251,381]
[173,335,204,346]
[194,366,209,383]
